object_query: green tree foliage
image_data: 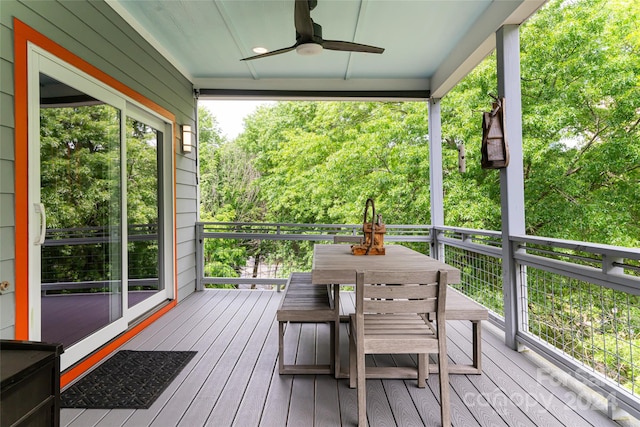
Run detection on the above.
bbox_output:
[127,119,159,226]
[198,106,255,281]
[439,57,503,231]
[125,119,160,281]
[40,105,121,283]
[518,0,639,245]
[40,105,161,283]
[199,105,263,222]
[237,102,433,226]
[440,0,640,245]
[40,105,121,230]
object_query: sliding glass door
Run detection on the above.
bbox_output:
[29,46,173,370]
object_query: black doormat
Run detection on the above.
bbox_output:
[61,350,197,409]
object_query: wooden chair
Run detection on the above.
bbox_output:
[333,235,363,244]
[349,270,451,427]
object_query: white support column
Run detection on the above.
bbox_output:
[497,25,526,350]
[428,98,445,260]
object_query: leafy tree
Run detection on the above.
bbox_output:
[40,105,121,230]
[198,105,227,217]
[40,105,162,284]
[236,101,434,226]
[40,104,121,283]
[126,118,160,281]
[440,0,640,245]
[198,106,258,282]
[199,105,264,222]
[517,0,639,245]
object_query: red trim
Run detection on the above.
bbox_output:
[13,19,180,381]
[14,19,30,340]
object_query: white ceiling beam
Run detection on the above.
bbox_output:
[344,0,370,81]
[430,0,546,99]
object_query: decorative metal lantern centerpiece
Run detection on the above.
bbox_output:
[351,198,386,255]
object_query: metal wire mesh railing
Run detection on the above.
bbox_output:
[444,246,505,317]
[511,235,640,408]
[524,267,640,397]
[196,222,431,289]
[41,224,159,293]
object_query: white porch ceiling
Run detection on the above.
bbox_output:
[109,0,546,99]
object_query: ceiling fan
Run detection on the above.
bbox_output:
[240,0,385,61]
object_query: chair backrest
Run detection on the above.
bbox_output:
[333,235,363,244]
[355,270,448,317]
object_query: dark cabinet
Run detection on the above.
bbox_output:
[1,340,63,427]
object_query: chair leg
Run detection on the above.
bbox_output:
[349,321,356,389]
[438,350,451,427]
[418,353,427,388]
[357,344,367,426]
[278,321,285,374]
[472,320,482,373]
[329,320,336,375]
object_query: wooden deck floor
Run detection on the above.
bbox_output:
[61,289,631,427]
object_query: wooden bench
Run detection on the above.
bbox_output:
[430,286,489,375]
[277,272,340,375]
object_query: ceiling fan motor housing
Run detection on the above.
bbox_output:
[296,22,323,45]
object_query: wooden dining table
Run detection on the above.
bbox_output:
[311,243,462,378]
[311,244,461,285]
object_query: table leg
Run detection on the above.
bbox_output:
[333,284,341,379]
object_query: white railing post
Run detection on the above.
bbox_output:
[497,25,527,351]
[196,223,204,291]
[429,98,445,261]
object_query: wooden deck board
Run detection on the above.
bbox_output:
[156,291,273,427]
[181,292,280,426]
[123,291,259,427]
[476,320,618,427]
[204,293,280,426]
[60,289,629,427]
[315,376,341,427]
[443,322,543,427]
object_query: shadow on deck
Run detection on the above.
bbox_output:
[61,289,631,427]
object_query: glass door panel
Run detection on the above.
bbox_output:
[126,117,162,308]
[39,73,123,348]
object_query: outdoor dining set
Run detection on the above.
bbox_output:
[276,240,488,427]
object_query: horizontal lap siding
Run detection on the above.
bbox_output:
[0,0,198,337]
[0,5,16,337]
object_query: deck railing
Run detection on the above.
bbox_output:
[431,226,640,420]
[195,222,431,289]
[197,221,640,420]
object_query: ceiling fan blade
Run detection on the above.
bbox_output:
[294,0,314,38]
[322,40,385,54]
[240,45,297,61]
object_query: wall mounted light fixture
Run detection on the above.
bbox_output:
[181,124,193,153]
